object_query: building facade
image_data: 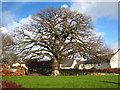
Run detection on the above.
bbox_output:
[110,49,120,68]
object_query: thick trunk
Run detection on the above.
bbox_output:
[51,59,60,76]
[52,69,60,76]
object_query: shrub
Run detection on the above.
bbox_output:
[2,80,22,88]
[92,68,120,74]
[26,59,56,75]
[1,64,26,76]
[59,68,120,76]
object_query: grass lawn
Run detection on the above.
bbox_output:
[2,75,119,88]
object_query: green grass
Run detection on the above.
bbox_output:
[2,75,119,88]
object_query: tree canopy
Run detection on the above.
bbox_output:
[14,8,113,64]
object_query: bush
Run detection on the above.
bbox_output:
[26,59,57,75]
[28,73,43,76]
[59,68,120,76]
[60,69,90,75]
[92,68,120,74]
[1,64,26,76]
[2,80,22,88]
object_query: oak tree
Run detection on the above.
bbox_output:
[14,8,112,75]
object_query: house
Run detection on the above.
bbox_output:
[60,59,110,70]
[110,49,120,68]
[75,60,110,69]
[60,58,75,69]
[60,54,114,70]
[12,63,20,67]
[11,62,28,72]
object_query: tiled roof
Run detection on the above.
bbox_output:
[60,58,74,67]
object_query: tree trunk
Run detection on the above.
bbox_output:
[52,69,60,76]
[51,59,60,76]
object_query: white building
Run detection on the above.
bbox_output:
[11,62,28,72]
[60,54,113,69]
[12,63,20,67]
[110,49,120,68]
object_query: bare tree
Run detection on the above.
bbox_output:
[14,8,112,75]
[85,36,113,59]
[0,29,17,65]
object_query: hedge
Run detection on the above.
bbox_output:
[59,68,120,75]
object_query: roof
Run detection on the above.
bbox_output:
[74,60,84,69]
[89,54,114,63]
[61,53,115,68]
[116,48,120,53]
[60,58,74,67]
[74,60,100,69]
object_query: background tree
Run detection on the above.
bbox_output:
[14,8,113,75]
[80,35,113,65]
[83,36,113,59]
[0,28,17,65]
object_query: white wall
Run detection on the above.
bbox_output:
[83,64,99,69]
[110,51,120,68]
[79,63,110,70]
[12,63,28,69]
[21,64,28,69]
[71,60,77,69]
[60,67,71,69]
[12,63,20,67]
[79,64,84,69]
[10,68,17,72]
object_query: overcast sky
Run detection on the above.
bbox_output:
[1,1,119,51]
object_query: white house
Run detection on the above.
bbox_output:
[77,60,110,69]
[60,58,75,69]
[60,54,113,70]
[11,62,28,72]
[110,49,120,68]
[60,60,79,69]
[12,63,20,67]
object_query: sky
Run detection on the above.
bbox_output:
[1,1,119,51]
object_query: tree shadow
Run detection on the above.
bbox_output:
[102,81,120,85]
